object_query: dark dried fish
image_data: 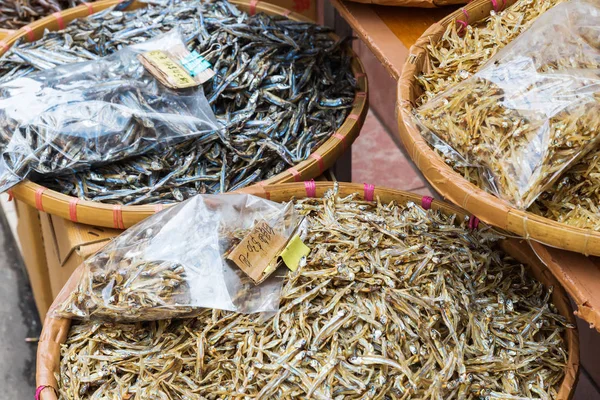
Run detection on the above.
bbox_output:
[0,0,357,204]
[0,0,83,29]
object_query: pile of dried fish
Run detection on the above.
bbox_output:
[0,0,356,204]
[57,191,570,399]
[415,0,600,229]
[0,0,82,29]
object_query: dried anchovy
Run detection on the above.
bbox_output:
[416,0,566,106]
[0,0,82,29]
[0,0,356,204]
[57,191,570,399]
[415,0,600,227]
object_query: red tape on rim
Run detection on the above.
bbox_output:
[347,114,359,121]
[35,385,56,400]
[457,19,468,32]
[113,205,124,229]
[6,190,13,202]
[354,72,366,79]
[461,8,469,19]
[364,183,375,202]
[304,180,317,198]
[53,12,65,30]
[289,167,301,182]
[154,204,164,213]
[249,0,259,15]
[35,187,46,211]
[82,1,94,14]
[490,0,498,11]
[22,26,34,42]
[69,198,79,222]
[469,216,480,230]
[333,133,347,151]
[421,196,433,210]
[309,153,325,173]
[282,8,292,16]
[0,41,8,52]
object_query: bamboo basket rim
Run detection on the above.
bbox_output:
[0,0,368,229]
[35,182,579,400]
[342,0,466,8]
[396,0,600,257]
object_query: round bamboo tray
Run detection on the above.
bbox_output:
[36,182,579,400]
[344,0,465,7]
[0,0,367,229]
[530,241,600,333]
[397,0,600,257]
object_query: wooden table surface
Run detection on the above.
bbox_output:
[329,0,455,79]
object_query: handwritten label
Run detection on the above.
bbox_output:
[227,220,288,283]
[138,50,198,89]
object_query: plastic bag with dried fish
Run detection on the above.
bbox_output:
[49,193,301,322]
[415,0,600,209]
[0,29,220,193]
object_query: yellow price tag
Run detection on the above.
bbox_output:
[280,235,310,272]
[139,50,197,89]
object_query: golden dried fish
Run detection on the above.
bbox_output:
[57,190,570,399]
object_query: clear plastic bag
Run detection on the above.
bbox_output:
[50,194,301,322]
[0,29,220,192]
[415,0,600,209]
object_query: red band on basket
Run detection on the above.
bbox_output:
[354,72,366,79]
[282,8,292,16]
[35,385,56,400]
[154,204,164,213]
[113,205,124,229]
[69,198,79,222]
[22,26,34,42]
[310,153,325,173]
[0,41,8,52]
[289,167,301,182]
[364,183,375,202]
[490,0,498,11]
[347,113,359,121]
[457,19,468,32]
[469,216,480,230]
[304,180,317,198]
[421,196,433,210]
[82,1,94,14]
[355,92,367,99]
[461,8,469,20]
[35,187,46,211]
[249,0,259,15]
[333,133,347,151]
[53,12,65,30]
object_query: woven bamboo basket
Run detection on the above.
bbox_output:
[36,182,579,400]
[397,0,600,257]
[530,242,600,333]
[0,0,367,229]
[344,0,465,8]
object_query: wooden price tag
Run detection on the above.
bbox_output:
[227,220,289,284]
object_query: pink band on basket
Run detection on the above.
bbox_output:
[282,8,292,16]
[304,180,317,198]
[154,204,164,213]
[113,205,124,229]
[53,12,66,30]
[0,41,8,52]
[6,190,13,202]
[421,196,433,210]
[347,114,359,121]
[364,183,375,202]
[457,19,468,32]
[310,153,325,173]
[354,72,366,79]
[469,216,480,230]
[289,167,301,182]
[35,187,46,211]
[82,1,94,14]
[333,133,347,151]
[249,0,259,15]
[490,0,498,11]
[69,198,79,222]
[22,26,35,42]
[35,385,56,400]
